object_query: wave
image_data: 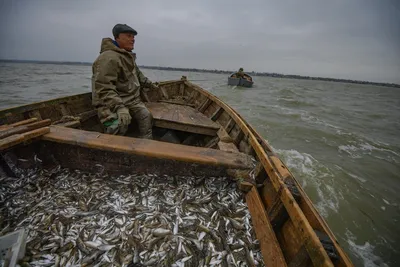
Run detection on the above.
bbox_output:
[345,230,389,267]
[270,104,343,131]
[338,142,400,163]
[272,146,340,218]
[277,97,318,108]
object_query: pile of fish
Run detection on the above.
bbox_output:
[0,165,264,266]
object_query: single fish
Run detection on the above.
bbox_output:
[152,228,172,237]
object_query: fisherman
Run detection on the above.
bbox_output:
[235,68,245,78]
[91,23,159,139]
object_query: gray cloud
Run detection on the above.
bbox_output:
[1,0,399,83]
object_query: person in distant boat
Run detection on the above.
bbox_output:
[234,68,245,78]
[91,23,159,139]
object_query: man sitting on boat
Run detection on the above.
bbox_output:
[233,68,245,78]
[91,23,159,139]
[232,68,252,82]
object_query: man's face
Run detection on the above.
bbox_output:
[116,32,135,51]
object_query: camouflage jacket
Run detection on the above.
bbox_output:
[91,38,153,123]
[236,70,245,77]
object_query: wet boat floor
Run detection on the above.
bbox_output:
[0,165,264,266]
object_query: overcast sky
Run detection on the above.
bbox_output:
[0,0,399,83]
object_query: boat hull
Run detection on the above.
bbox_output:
[0,76,353,267]
[228,76,253,87]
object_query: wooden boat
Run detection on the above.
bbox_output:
[0,76,353,266]
[228,73,254,87]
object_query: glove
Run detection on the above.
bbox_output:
[117,107,132,128]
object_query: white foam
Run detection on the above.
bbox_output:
[346,230,389,267]
[338,141,400,163]
[273,147,339,218]
[271,104,344,131]
[338,145,363,158]
[347,172,367,183]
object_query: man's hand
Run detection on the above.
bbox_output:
[117,107,132,128]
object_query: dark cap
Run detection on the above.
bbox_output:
[112,24,137,38]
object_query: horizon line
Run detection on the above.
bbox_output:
[0,58,399,88]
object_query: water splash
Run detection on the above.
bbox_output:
[273,147,340,218]
[345,230,389,267]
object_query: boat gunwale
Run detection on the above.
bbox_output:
[184,79,353,266]
[0,80,181,118]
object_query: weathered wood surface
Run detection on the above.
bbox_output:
[145,102,219,136]
[0,127,50,151]
[185,80,353,266]
[0,119,51,139]
[246,186,287,267]
[157,99,195,107]
[43,126,254,170]
[217,127,233,143]
[0,118,39,130]
[217,141,239,153]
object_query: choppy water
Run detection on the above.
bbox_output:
[1,62,399,266]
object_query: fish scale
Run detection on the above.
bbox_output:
[0,165,264,266]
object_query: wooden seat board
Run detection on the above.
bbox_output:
[145,102,219,136]
[42,126,254,170]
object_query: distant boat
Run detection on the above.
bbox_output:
[228,72,254,87]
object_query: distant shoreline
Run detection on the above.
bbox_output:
[1,59,399,88]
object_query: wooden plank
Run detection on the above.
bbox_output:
[3,118,38,129]
[43,126,254,170]
[288,246,311,267]
[218,141,239,153]
[146,102,219,136]
[0,127,50,151]
[198,98,213,113]
[0,92,91,119]
[0,119,51,139]
[187,90,198,105]
[0,135,24,150]
[270,155,291,180]
[245,186,287,267]
[158,99,196,107]
[234,129,245,145]
[159,86,169,99]
[238,181,253,192]
[266,176,302,232]
[153,120,217,136]
[268,196,289,231]
[217,127,233,143]
[56,120,81,128]
[225,117,236,133]
[277,219,305,262]
[204,101,218,118]
[210,107,224,121]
